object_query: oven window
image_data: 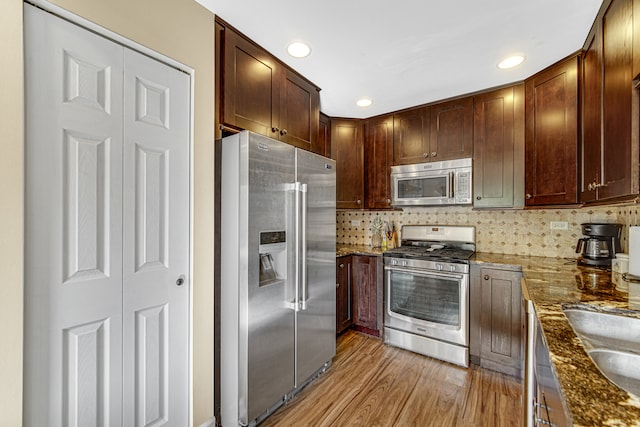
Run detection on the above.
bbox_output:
[388,270,460,326]
[397,176,447,199]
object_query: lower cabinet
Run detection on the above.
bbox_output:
[337,255,382,336]
[336,256,353,333]
[470,264,524,377]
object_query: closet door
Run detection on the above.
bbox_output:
[122,49,190,426]
[24,5,124,426]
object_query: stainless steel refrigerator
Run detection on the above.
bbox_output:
[220,131,336,427]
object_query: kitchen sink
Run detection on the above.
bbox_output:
[563,307,640,397]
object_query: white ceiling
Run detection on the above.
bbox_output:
[197,0,603,119]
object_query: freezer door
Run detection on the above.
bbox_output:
[245,133,297,423]
[295,150,337,385]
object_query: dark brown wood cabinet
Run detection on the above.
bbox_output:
[365,115,393,209]
[216,19,320,151]
[473,85,525,208]
[582,0,638,202]
[430,97,474,161]
[315,113,331,157]
[332,119,364,209]
[336,256,353,334]
[352,255,378,333]
[477,267,523,377]
[393,107,431,165]
[525,55,580,206]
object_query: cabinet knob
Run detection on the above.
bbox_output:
[280,128,288,136]
[271,127,280,133]
[588,183,593,191]
[356,199,361,205]
[176,275,185,286]
[476,196,482,200]
[483,275,490,281]
[431,152,437,157]
[339,263,344,268]
[336,282,340,289]
[386,198,391,203]
[525,193,532,200]
[423,153,429,158]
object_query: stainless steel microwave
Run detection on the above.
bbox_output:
[390,158,472,206]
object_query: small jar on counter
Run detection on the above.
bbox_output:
[612,253,629,291]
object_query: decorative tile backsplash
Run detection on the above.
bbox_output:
[337,204,640,258]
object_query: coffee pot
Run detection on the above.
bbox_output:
[575,223,622,267]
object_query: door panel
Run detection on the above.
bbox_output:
[24,5,124,426]
[123,48,190,426]
[295,149,337,385]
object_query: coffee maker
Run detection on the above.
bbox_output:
[575,223,622,267]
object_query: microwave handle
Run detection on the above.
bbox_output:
[449,171,454,198]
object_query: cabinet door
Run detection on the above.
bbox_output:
[480,268,523,377]
[393,107,430,165]
[352,255,377,330]
[332,119,364,209]
[525,55,579,206]
[222,26,281,137]
[430,97,474,161]
[600,0,634,200]
[336,257,353,333]
[473,85,525,208]
[314,113,331,157]
[365,115,393,209]
[279,68,319,150]
[581,29,602,203]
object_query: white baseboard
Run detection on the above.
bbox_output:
[198,416,217,427]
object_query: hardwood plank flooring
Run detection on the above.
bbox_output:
[261,330,523,427]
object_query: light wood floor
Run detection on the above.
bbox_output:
[261,330,522,427]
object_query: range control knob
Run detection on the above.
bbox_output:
[436,263,444,271]
[449,265,456,272]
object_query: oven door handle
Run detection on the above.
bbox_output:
[384,265,465,280]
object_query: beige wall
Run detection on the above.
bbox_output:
[2,0,216,425]
[0,1,24,426]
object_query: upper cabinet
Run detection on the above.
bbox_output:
[364,115,393,209]
[215,19,321,153]
[582,0,638,202]
[473,85,525,208]
[315,113,332,158]
[392,107,431,165]
[430,97,474,161]
[524,55,580,206]
[392,98,473,166]
[332,119,364,209]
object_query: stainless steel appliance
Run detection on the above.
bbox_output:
[575,223,622,267]
[390,158,472,207]
[383,225,475,367]
[220,131,336,427]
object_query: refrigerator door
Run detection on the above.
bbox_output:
[295,149,337,386]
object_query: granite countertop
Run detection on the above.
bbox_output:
[336,244,385,257]
[474,252,640,426]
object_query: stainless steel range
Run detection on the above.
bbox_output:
[383,225,475,367]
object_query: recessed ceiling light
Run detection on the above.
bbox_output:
[498,55,525,69]
[356,98,373,107]
[287,41,311,58]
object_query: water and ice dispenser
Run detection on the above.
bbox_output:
[259,231,287,286]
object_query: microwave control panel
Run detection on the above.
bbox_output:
[456,171,471,203]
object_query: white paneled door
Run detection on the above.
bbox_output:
[24,5,190,426]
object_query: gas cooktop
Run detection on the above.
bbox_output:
[383,245,475,262]
[383,225,476,263]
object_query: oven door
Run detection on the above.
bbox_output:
[385,265,469,346]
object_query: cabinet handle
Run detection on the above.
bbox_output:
[336,282,340,289]
[483,275,490,280]
[280,128,288,136]
[431,152,437,157]
[525,193,532,200]
[339,263,344,268]
[271,127,280,133]
[588,182,593,191]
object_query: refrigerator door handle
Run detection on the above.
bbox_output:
[293,181,301,312]
[300,183,308,310]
